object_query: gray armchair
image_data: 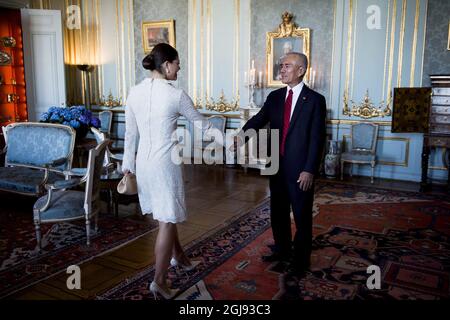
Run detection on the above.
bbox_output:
[194,115,226,164]
[33,139,109,250]
[340,122,379,183]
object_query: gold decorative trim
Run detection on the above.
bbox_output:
[329,0,337,105]
[387,0,397,105]
[328,119,392,126]
[419,0,428,85]
[343,135,409,166]
[203,91,239,113]
[343,89,392,119]
[234,0,240,99]
[382,0,391,102]
[192,0,198,106]
[397,0,407,87]
[343,0,353,113]
[350,0,358,98]
[447,22,450,51]
[410,0,420,87]
[207,0,212,100]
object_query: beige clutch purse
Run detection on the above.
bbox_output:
[117,173,138,195]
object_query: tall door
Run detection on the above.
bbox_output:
[21,9,65,122]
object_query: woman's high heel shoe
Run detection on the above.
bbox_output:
[170,257,201,272]
[149,281,178,300]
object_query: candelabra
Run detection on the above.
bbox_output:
[244,60,263,108]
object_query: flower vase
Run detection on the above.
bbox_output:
[75,126,89,142]
[324,140,341,179]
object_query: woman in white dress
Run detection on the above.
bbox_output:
[122,43,210,299]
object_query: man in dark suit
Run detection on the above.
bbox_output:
[236,52,326,274]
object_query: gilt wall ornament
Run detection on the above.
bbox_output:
[98,91,122,107]
[343,89,392,119]
[0,51,12,66]
[0,37,16,48]
[195,90,239,113]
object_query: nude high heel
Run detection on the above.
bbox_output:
[149,281,178,300]
[170,257,201,272]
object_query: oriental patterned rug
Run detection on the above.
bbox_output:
[0,196,157,299]
[97,183,450,300]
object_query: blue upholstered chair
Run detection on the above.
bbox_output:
[0,123,75,197]
[33,139,109,250]
[340,122,379,183]
[91,127,123,168]
[99,111,113,136]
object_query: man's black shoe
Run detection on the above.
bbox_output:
[285,261,310,277]
[261,252,291,262]
[285,265,308,277]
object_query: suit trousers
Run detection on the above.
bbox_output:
[269,163,314,267]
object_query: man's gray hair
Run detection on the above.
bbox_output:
[283,52,308,69]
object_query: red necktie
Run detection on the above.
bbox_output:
[280,89,293,156]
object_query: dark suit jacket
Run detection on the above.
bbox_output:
[242,85,327,183]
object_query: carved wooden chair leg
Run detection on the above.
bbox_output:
[371,162,375,184]
[34,221,42,251]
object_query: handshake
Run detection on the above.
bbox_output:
[229,134,244,152]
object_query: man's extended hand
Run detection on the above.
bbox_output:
[297,171,314,191]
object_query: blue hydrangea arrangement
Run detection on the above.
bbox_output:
[40,106,101,133]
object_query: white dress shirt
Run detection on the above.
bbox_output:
[285,81,304,120]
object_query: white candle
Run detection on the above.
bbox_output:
[251,59,255,70]
[244,71,248,85]
[312,69,316,89]
[258,71,263,86]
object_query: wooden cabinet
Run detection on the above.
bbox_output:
[421,75,450,191]
[0,8,28,127]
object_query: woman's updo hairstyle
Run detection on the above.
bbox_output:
[142,43,179,73]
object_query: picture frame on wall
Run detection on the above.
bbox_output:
[142,19,175,54]
[266,12,310,87]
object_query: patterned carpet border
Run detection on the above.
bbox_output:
[96,198,272,300]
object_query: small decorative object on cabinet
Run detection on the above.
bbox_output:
[0,8,28,127]
[421,75,450,192]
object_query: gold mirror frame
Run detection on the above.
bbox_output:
[142,19,176,54]
[266,12,310,87]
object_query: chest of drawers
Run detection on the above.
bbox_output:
[421,75,450,191]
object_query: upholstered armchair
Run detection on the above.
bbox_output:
[99,111,113,136]
[33,139,109,250]
[70,127,121,176]
[91,127,123,168]
[340,122,379,183]
[0,123,75,197]
[194,115,226,164]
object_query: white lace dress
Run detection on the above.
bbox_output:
[122,78,211,223]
